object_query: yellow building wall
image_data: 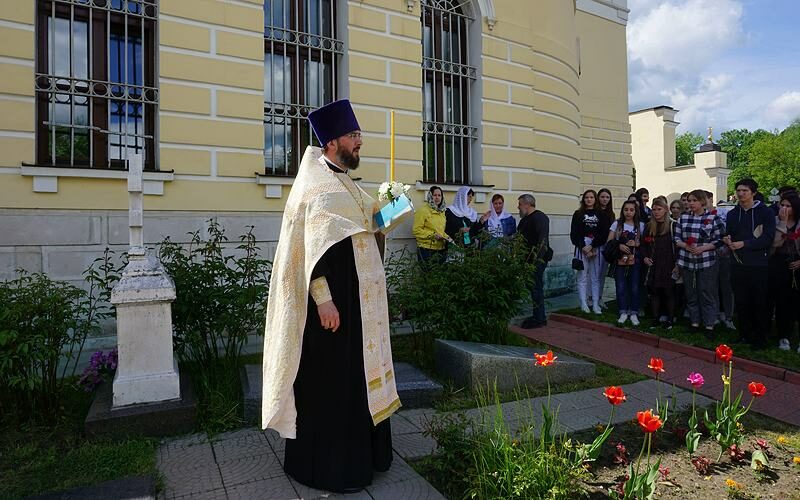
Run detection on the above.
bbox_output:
[0,1,35,173]
[575,9,633,203]
[0,0,633,225]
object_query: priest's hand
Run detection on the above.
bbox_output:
[317,300,340,332]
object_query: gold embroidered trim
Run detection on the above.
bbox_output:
[308,277,332,305]
[371,398,402,426]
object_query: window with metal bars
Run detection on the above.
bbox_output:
[34,0,158,170]
[263,0,341,177]
[421,0,477,185]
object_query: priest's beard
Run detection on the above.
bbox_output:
[336,146,360,170]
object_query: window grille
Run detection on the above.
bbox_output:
[421,0,477,184]
[263,0,342,176]
[35,0,158,170]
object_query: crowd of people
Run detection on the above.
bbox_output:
[412,185,552,329]
[570,180,800,352]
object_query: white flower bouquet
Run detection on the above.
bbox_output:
[378,181,411,202]
[374,181,414,234]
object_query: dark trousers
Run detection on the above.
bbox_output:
[527,263,547,325]
[417,247,446,265]
[731,265,769,348]
[769,256,800,346]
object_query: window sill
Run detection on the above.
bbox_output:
[256,173,296,198]
[20,166,174,195]
[414,181,495,203]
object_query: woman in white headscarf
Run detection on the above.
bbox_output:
[485,194,517,238]
[444,186,489,247]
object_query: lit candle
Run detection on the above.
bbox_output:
[390,110,395,182]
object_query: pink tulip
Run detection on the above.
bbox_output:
[687,372,705,388]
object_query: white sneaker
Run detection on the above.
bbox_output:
[630,314,640,326]
[797,345,800,354]
[724,319,736,330]
[778,338,791,351]
[658,315,668,322]
[600,302,608,310]
[592,304,602,315]
[581,304,591,313]
[617,313,628,324]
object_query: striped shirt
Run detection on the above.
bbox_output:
[674,210,725,270]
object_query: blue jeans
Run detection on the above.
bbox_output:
[615,263,640,315]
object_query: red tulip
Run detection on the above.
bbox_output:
[715,344,734,362]
[534,351,557,367]
[603,386,627,405]
[647,357,665,374]
[748,382,767,398]
[637,410,663,434]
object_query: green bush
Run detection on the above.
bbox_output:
[0,272,88,421]
[385,233,536,344]
[0,250,123,423]
[158,220,271,431]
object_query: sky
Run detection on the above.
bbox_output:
[626,0,800,135]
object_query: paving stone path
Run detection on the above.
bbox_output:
[157,379,708,499]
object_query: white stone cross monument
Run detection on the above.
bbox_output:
[110,154,181,407]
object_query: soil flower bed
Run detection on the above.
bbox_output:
[415,344,800,499]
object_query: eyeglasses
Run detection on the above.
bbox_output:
[345,132,362,139]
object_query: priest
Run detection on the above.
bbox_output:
[261,99,400,494]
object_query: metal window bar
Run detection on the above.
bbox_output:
[35,0,158,169]
[421,0,474,184]
[264,0,341,176]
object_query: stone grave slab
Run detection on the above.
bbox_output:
[242,361,439,424]
[435,339,595,392]
[394,362,443,408]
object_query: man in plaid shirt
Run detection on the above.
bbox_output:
[674,190,725,331]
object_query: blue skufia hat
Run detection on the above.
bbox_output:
[307,99,361,146]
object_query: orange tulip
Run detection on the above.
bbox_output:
[534,350,557,367]
[647,357,665,374]
[715,344,733,362]
[603,386,627,405]
[637,409,663,433]
[748,382,767,398]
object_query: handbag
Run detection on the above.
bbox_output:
[602,241,620,263]
[571,247,584,271]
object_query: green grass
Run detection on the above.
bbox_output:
[558,306,800,373]
[0,383,159,500]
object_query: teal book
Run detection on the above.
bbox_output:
[374,193,414,234]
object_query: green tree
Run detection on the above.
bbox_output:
[720,128,774,193]
[745,121,800,192]
[675,131,704,166]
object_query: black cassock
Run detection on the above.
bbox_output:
[283,235,393,492]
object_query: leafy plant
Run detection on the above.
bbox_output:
[385,233,536,344]
[0,271,89,422]
[704,345,768,460]
[158,220,271,431]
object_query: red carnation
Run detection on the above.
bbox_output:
[686,236,697,247]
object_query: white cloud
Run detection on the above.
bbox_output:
[627,0,753,133]
[628,0,744,72]
[763,91,800,128]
